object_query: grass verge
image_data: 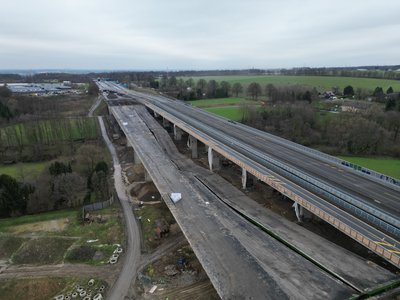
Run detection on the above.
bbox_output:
[189,97,252,107]
[338,156,400,179]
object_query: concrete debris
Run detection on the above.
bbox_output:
[149,285,158,294]
[164,265,179,276]
[84,213,107,224]
[86,239,99,243]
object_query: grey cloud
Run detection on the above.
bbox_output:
[0,0,399,69]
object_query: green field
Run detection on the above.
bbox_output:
[189,97,262,121]
[189,97,254,107]
[0,162,49,178]
[205,106,245,121]
[338,156,400,179]
[184,75,400,92]
[0,117,98,147]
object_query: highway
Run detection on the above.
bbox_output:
[98,81,400,268]
[110,105,357,299]
[138,91,400,219]
[134,104,398,292]
[101,82,400,218]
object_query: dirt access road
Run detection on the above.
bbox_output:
[0,264,119,285]
[88,95,102,117]
[98,116,141,300]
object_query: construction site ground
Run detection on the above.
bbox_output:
[0,204,124,300]
[174,133,400,273]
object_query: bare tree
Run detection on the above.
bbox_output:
[232,82,243,97]
[51,172,86,208]
[196,79,207,98]
[76,144,104,176]
[247,82,262,100]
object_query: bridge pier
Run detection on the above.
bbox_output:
[133,150,141,165]
[207,147,221,171]
[154,111,159,118]
[242,168,247,189]
[144,168,152,182]
[173,124,182,141]
[293,202,304,222]
[162,117,170,128]
[187,135,198,158]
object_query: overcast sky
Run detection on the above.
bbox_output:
[0,0,399,70]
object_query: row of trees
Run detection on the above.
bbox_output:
[152,76,395,102]
[279,67,400,80]
[156,75,245,100]
[242,102,400,156]
[155,76,316,101]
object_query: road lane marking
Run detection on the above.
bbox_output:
[375,241,394,247]
[374,241,400,254]
[384,191,398,198]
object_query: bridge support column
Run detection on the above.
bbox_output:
[154,111,158,118]
[187,135,198,159]
[133,150,141,165]
[293,202,304,222]
[207,147,221,171]
[162,117,170,128]
[242,168,247,189]
[173,124,182,141]
[144,169,152,182]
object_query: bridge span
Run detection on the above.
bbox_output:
[100,81,400,269]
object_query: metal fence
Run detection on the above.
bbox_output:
[82,195,114,217]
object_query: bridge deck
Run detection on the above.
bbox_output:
[135,104,398,292]
[111,105,356,299]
